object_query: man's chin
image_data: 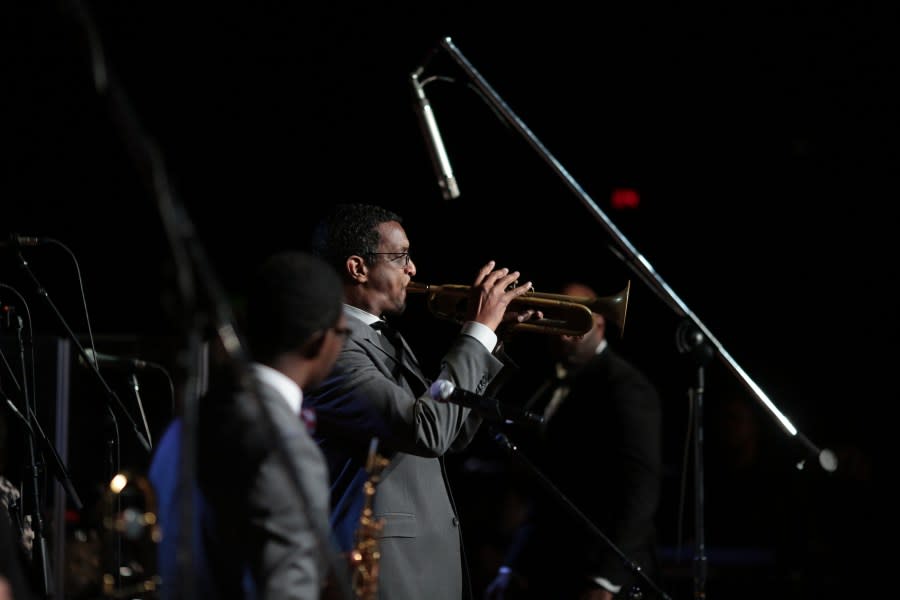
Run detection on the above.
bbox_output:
[383,298,407,317]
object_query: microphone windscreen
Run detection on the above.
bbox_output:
[819,449,838,473]
[429,379,454,401]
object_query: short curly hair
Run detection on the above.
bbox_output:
[310,203,402,274]
[246,251,343,363]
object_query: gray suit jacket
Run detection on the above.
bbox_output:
[305,315,504,600]
[198,374,332,599]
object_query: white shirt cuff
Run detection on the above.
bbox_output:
[461,321,498,352]
[593,577,621,594]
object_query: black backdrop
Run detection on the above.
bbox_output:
[3,2,897,598]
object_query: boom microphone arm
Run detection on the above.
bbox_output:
[414,36,835,473]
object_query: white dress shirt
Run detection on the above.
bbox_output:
[251,362,303,415]
[343,303,498,352]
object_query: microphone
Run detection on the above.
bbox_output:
[0,235,43,248]
[818,448,838,473]
[429,379,543,426]
[79,349,150,371]
[410,73,459,200]
[794,431,839,473]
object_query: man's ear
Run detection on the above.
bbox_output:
[347,255,368,283]
[300,330,327,359]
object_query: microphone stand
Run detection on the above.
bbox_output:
[65,4,356,598]
[421,36,835,473]
[11,250,151,455]
[491,427,671,600]
[4,400,84,513]
[129,373,153,450]
[10,312,53,598]
[0,305,83,512]
[416,38,838,598]
[676,320,715,599]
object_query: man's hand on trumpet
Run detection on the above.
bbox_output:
[465,260,543,334]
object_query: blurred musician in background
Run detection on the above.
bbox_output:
[484,281,664,600]
[150,251,347,599]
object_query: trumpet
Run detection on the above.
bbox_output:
[406,280,630,337]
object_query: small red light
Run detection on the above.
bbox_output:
[611,187,640,209]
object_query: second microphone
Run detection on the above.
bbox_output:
[429,379,543,426]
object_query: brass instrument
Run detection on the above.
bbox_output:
[100,471,162,599]
[350,438,389,600]
[407,280,631,337]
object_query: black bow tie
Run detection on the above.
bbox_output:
[371,319,402,350]
[371,319,398,337]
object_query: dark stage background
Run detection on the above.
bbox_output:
[3,2,897,599]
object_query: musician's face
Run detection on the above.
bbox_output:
[549,283,605,363]
[552,313,604,360]
[365,221,416,317]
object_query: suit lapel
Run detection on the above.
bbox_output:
[393,331,428,395]
[350,317,429,394]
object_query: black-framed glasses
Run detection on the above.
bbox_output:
[368,252,411,267]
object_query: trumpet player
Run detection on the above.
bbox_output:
[306,203,541,600]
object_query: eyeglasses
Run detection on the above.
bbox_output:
[368,252,411,267]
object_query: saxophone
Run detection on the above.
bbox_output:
[349,438,389,600]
